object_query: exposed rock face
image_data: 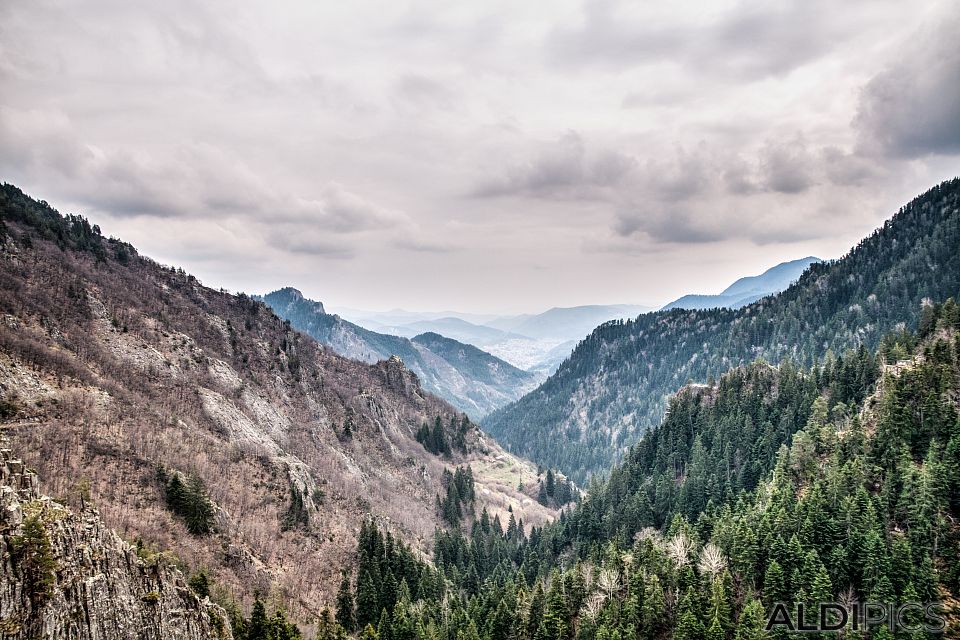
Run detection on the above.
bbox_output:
[380,355,424,402]
[0,442,230,639]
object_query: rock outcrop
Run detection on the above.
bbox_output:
[0,441,230,639]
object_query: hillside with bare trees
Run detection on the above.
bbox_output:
[0,184,559,624]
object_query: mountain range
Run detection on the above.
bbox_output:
[262,288,543,419]
[484,179,960,483]
[660,256,821,311]
[340,304,651,375]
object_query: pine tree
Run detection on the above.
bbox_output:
[707,573,733,636]
[391,601,416,640]
[762,560,788,606]
[356,570,380,630]
[14,514,56,608]
[706,617,725,640]
[642,573,666,637]
[457,620,482,640]
[733,598,767,640]
[188,569,210,599]
[248,598,270,640]
[336,571,356,631]
[377,609,392,640]
[676,608,706,640]
[541,572,569,640]
[526,582,546,640]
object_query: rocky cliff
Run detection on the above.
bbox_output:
[0,440,230,639]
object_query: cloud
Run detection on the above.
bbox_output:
[855,12,960,158]
[547,0,887,80]
[279,185,408,232]
[760,138,816,194]
[264,226,357,259]
[472,131,636,199]
[0,0,956,311]
[614,203,726,244]
[821,147,885,187]
[392,234,455,253]
[393,74,457,111]
[1,106,393,218]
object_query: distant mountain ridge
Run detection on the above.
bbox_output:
[362,315,530,347]
[263,287,542,419]
[338,304,651,376]
[485,304,650,342]
[661,256,821,310]
[484,179,960,483]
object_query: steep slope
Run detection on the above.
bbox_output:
[0,184,556,622]
[353,307,960,640]
[0,438,231,639]
[263,288,542,419]
[661,256,821,310]
[485,179,960,482]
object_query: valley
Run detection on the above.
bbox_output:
[1,2,958,635]
[0,185,563,628]
[1,179,958,638]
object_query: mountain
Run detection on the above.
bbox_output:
[0,438,232,639]
[262,288,542,419]
[332,307,500,328]
[343,303,960,639]
[0,183,557,623]
[484,179,960,483]
[661,256,821,310]
[340,304,651,376]
[387,317,524,346]
[485,304,650,342]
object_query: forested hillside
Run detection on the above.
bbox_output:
[485,179,960,482]
[263,288,541,419]
[327,300,960,640]
[0,184,556,624]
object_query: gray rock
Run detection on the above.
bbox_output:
[0,440,231,639]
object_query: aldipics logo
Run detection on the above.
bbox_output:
[765,602,947,634]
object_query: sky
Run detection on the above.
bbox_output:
[1,0,958,314]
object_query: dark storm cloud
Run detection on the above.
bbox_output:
[855,13,960,157]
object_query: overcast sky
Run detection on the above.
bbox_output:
[1,0,958,313]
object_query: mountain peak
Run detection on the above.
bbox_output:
[662,256,822,311]
[265,287,324,315]
[719,256,821,297]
